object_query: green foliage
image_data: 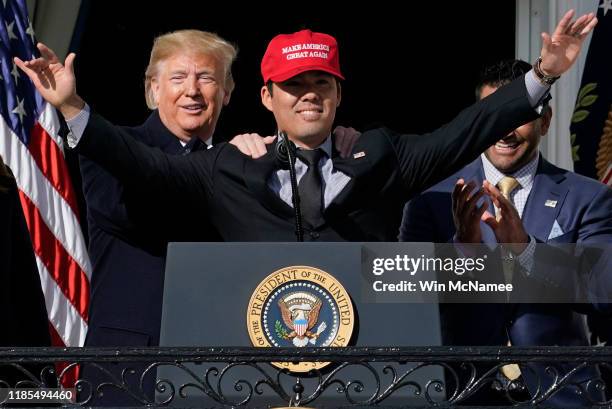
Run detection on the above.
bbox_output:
[275,320,289,339]
[580,95,598,107]
[572,110,590,123]
[571,83,599,163]
[570,133,580,162]
[578,83,597,102]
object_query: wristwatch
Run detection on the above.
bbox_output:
[533,57,560,86]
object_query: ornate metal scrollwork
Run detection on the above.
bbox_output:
[0,346,610,407]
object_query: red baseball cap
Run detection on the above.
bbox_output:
[261,29,344,83]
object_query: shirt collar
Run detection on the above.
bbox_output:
[480,152,539,191]
[182,136,213,152]
[309,134,333,157]
[277,133,333,158]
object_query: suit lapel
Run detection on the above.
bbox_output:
[244,147,294,219]
[142,110,185,154]
[324,142,372,213]
[522,159,568,241]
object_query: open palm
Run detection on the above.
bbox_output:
[14,43,78,109]
[540,10,598,76]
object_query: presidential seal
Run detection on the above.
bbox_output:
[247,266,354,372]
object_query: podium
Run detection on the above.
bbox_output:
[159,243,442,406]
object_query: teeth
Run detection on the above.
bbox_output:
[299,110,321,118]
[496,142,519,149]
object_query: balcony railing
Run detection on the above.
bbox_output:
[0,346,610,408]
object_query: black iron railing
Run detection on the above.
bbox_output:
[0,346,610,408]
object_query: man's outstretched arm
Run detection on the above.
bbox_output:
[390,10,598,195]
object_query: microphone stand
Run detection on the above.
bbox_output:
[278,131,304,242]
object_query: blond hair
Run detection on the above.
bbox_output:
[144,30,237,109]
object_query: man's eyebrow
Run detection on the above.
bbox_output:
[167,67,214,74]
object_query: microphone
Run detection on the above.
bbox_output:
[275,131,296,169]
[275,131,304,241]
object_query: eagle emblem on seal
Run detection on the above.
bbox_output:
[276,291,327,347]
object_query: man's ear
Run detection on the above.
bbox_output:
[336,81,342,107]
[223,89,232,106]
[261,84,274,112]
[540,107,553,135]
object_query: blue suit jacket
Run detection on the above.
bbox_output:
[400,155,612,405]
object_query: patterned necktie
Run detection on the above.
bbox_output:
[297,149,325,228]
[496,176,521,281]
[497,175,523,382]
[496,176,520,220]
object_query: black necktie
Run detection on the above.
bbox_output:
[182,142,194,156]
[182,138,207,155]
[297,149,324,228]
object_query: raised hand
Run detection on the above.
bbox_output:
[481,180,529,254]
[539,9,598,77]
[452,179,488,243]
[230,133,277,158]
[333,125,361,158]
[14,43,84,118]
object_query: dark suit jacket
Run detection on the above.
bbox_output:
[76,75,539,242]
[400,156,612,405]
[80,110,220,348]
[0,167,51,385]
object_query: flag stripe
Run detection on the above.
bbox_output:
[20,191,90,320]
[37,102,65,150]
[37,256,88,347]
[48,321,66,347]
[47,322,81,388]
[1,112,91,278]
[28,121,80,217]
[602,164,612,186]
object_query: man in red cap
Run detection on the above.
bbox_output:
[259,30,344,153]
[18,11,597,243]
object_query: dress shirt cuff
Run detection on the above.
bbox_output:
[525,70,551,114]
[516,234,536,274]
[65,103,91,148]
[452,234,476,258]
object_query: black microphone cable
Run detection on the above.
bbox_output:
[277,131,304,242]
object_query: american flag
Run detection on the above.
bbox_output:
[602,163,612,187]
[0,0,90,349]
[570,0,612,187]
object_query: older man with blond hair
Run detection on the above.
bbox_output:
[69,29,236,355]
[38,29,236,405]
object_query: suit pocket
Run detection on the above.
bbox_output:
[86,325,151,347]
[547,228,577,243]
